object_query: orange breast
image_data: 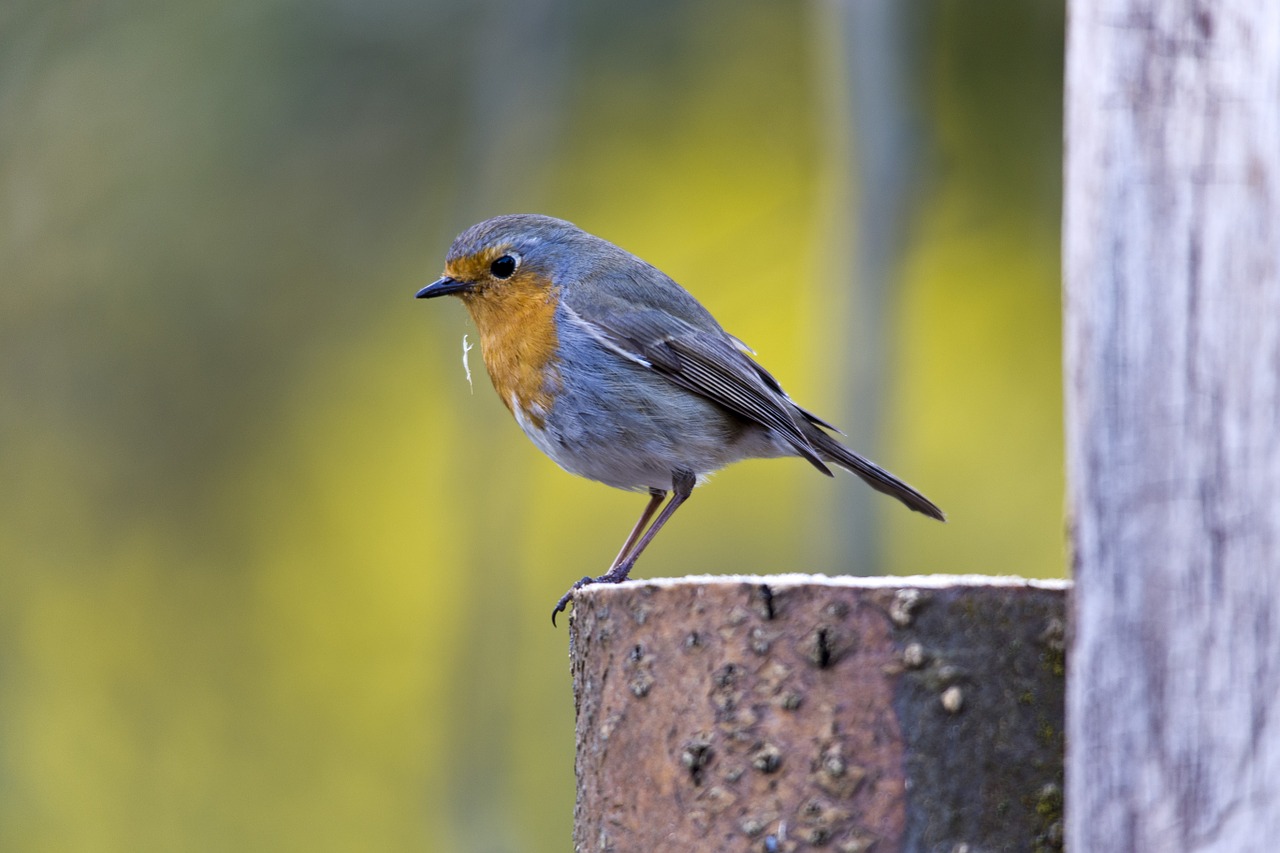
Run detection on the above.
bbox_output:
[461,279,560,428]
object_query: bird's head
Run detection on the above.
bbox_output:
[416,214,585,306]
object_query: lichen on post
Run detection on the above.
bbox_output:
[569,574,1067,853]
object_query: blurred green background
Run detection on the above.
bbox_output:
[0,0,1064,850]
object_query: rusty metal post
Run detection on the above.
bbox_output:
[569,575,1067,852]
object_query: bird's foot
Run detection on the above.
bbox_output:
[551,576,593,626]
[550,566,633,627]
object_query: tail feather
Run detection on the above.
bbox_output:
[808,429,946,521]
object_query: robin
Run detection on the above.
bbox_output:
[416,214,944,624]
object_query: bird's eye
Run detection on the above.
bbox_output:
[490,255,517,279]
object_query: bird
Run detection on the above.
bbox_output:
[416,214,944,624]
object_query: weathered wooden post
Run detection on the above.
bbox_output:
[1064,1,1280,850]
[570,576,1067,851]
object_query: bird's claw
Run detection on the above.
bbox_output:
[551,576,596,626]
[550,565,637,626]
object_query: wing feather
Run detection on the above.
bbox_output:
[570,306,833,476]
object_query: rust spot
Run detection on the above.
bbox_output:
[751,743,782,774]
[1038,617,1066,652]
[626,643,655,697]
[750,627,773,655]
[808,627,833,668]
[837,834,876,853]
[757,584,775,620]
[889,589,923,627]
[703,785,737,814]
[714,663,738,687]
[814,741,866,798]
[797,795,851,844]
[681,735,714,786]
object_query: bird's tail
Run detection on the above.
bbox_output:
[807,429,946,521]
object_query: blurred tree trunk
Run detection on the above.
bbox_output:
[814,0,926,573]
[1064,1,1280,849]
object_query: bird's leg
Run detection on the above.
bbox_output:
[597,470,695,584]
[606,487,667,573]
[552,487,667,625]
[551,473,695,625]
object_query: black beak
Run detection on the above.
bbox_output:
[415,276,472,299]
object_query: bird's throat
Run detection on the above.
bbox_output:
[461,285,560,429]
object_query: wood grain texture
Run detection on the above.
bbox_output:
[569,576,1066,852]
[1064,2,1280,850]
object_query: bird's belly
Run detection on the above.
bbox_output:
[509,356,785,492]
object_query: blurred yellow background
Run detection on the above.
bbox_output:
[1,1,1064,850]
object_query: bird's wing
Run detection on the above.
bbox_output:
[562,302,833,476]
